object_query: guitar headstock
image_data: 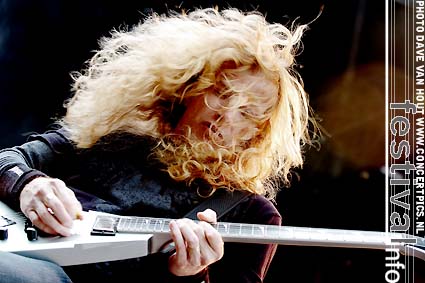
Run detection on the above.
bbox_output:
[403,236,425,261]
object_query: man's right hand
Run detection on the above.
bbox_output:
[19,177,83,236]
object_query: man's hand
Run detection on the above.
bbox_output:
[19,177,83,236]
[168,208,224,276]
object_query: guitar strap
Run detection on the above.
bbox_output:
[183,190,251,221]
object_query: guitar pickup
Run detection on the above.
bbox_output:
[91,229,116,236]
[90,215,119,236]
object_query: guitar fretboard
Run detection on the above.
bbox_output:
[92,215,424,250]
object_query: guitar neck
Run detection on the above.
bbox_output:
[93,215,424,251]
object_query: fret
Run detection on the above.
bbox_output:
[217,223,230,235]
[241,224,252,236]
[120,218,128,231]
[292,227,311,240]
[309,229,328,241]
[226,223,235,235]
[237,223,243,236]
[362,231,387,244]
[151,218,169,233]
[154,219,163,232]
[135,218,141,232]
[142,218,149,232]
[148,219,156,231]
[325,230,345,242]
[265,225,280,238]
[128,218,135,232]
[130,218,137,232]
[343,230,365,242]
[278,227,293,239]
[118,218,129,231]
[127,218,134,231]
[159,219,165,232]
[228,223,242,236]
[162,219,171,233]
[135,218,143,232]
[252,225,265,237]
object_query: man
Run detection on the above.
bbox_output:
[0,7,316,282]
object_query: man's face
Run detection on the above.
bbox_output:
[173,69,277,147]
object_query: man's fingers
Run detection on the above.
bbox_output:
[41,192,73,228]
[26,209,67,236]
[20,177,81,236]
[178,220,201,265]
[51,179,83,220]
[32,201,72,236]
[197,208,217,223]
[168,217,224,277]
[169,220,187,262]
[199,221,224,259]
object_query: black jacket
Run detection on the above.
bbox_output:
[0,129,281,283]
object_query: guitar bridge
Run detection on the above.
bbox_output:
[91,215,119,236]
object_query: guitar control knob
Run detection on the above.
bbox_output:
[0,227,8,240]
[26,227,38,241]
[25,219,31,230]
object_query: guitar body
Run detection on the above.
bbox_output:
[0,201,154,266]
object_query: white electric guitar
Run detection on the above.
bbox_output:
[0,201,424,266]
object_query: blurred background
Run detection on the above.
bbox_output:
[0,0,423,282]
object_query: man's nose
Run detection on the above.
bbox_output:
[222,109,238,122]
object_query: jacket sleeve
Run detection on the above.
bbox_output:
[0,129,73,209]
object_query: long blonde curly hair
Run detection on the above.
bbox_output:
[61,8,316,200]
